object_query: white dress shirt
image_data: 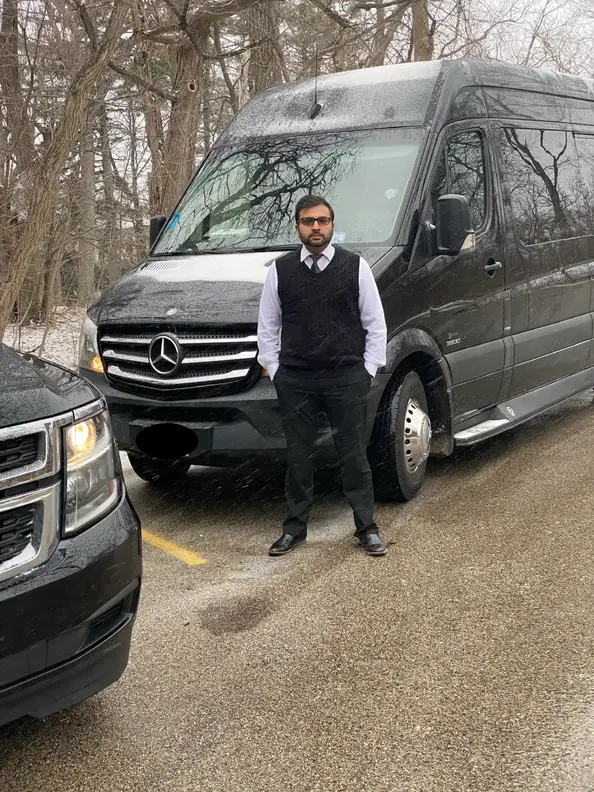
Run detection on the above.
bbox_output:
[257,244,387,380]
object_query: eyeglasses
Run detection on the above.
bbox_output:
[298,216,333,227]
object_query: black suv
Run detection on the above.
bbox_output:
[0,341,141,727]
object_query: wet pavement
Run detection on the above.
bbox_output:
[2,394,594,790]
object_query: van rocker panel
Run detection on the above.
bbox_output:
[454,364,594,445]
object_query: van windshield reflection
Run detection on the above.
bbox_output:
[154,128,424,255]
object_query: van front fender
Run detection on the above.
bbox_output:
[380,328,454,457]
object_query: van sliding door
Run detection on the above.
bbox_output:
[498,126,592,398]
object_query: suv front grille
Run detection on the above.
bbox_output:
[0,411,76,584]
[98,325,259,392]
[0,504,36,564]
[0,434,40,475]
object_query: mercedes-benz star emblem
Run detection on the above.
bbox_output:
[148,334,182,376]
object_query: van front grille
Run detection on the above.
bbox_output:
[98,325,259,393]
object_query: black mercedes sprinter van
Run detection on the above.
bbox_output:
[79,58,594,501]
[0,342,141,727]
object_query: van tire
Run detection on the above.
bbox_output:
[128,454,190,488]
[370,370,431,502]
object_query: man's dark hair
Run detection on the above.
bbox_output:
[295,195,334,223]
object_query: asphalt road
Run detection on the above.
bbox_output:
[3,394,594,791]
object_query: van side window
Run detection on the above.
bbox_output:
[429,131,486,231]
[501,128,581,245]
[574,135,594,235]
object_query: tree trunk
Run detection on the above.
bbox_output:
[247,1,282,96]
[40,207,69,331]
[99,103,119,285]
[0,0,24,300]
[367,4,407,67]
[237,49,251,109]
[159,39,204,215]
[0,0,36,176]
[201,55,212,158]
[411,0,434,62]
[0,0,130,335]
[77,107,98,304]
[129,101,145,260]
[132,0,165,217]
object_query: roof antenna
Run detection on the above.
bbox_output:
[311,43,323,119]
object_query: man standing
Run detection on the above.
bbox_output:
[257,195,388,557]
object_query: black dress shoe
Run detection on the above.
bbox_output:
[358,530,388,556]
[268,533,306,556]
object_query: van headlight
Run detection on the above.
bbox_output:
[63,410,120,535]
[78,314,104,374]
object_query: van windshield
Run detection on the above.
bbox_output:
[154,128,424,255]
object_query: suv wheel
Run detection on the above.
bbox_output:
[127,454,190,488]
[370,370,432,502]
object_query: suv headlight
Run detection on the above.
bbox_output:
[64,410,120,535]
[78,314,104,374]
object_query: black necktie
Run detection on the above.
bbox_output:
[310,254,322,274]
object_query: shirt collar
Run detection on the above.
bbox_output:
[300,243,335,262]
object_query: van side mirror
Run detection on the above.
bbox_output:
[435,194,473,255]
[149,215,167,249]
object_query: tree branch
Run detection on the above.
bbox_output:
[108,61,176,102]
[142,24,180,38]
[212,21,238,113]
[439,17,517,60]
[194,0,281,23]
[307,0,353,29]
[164,0,272,60]
[207,38,271,60]
[136,30,181,45]
[355,0,411,10]
[69,0,98,49]
[163,0,206,57]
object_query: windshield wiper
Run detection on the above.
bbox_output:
[157,243,297,256]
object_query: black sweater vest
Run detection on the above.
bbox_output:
[276,246,366,373]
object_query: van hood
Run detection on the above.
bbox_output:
[92,248,390,326]
[0,344,98,429]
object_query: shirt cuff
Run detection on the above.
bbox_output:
[365,363,378,378]
[267,362,279,380]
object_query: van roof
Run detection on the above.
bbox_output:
[216,59,594,144]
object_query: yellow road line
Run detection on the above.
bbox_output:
[142,529,206,566]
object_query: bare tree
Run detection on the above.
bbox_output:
[0,0,131,334]
[3,0,594,345]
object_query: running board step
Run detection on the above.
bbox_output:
[452,365,594,447]
[454,419,510,442]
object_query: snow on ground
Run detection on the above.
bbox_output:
[2,307,85,371]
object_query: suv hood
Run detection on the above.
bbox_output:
[0,344,98,429]
[92,248,389,325]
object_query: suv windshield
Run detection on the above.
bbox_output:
[154,128,424,255]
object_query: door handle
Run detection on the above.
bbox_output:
[484,259,503,276]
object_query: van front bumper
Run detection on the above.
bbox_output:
[82,370,385,466]
[82,371,311,463]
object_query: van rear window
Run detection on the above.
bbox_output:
[501,128,586,245]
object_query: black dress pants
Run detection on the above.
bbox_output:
[273,365,376,538]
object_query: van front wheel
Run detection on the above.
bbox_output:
[127,454,190,488]
[370,370,432,502]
